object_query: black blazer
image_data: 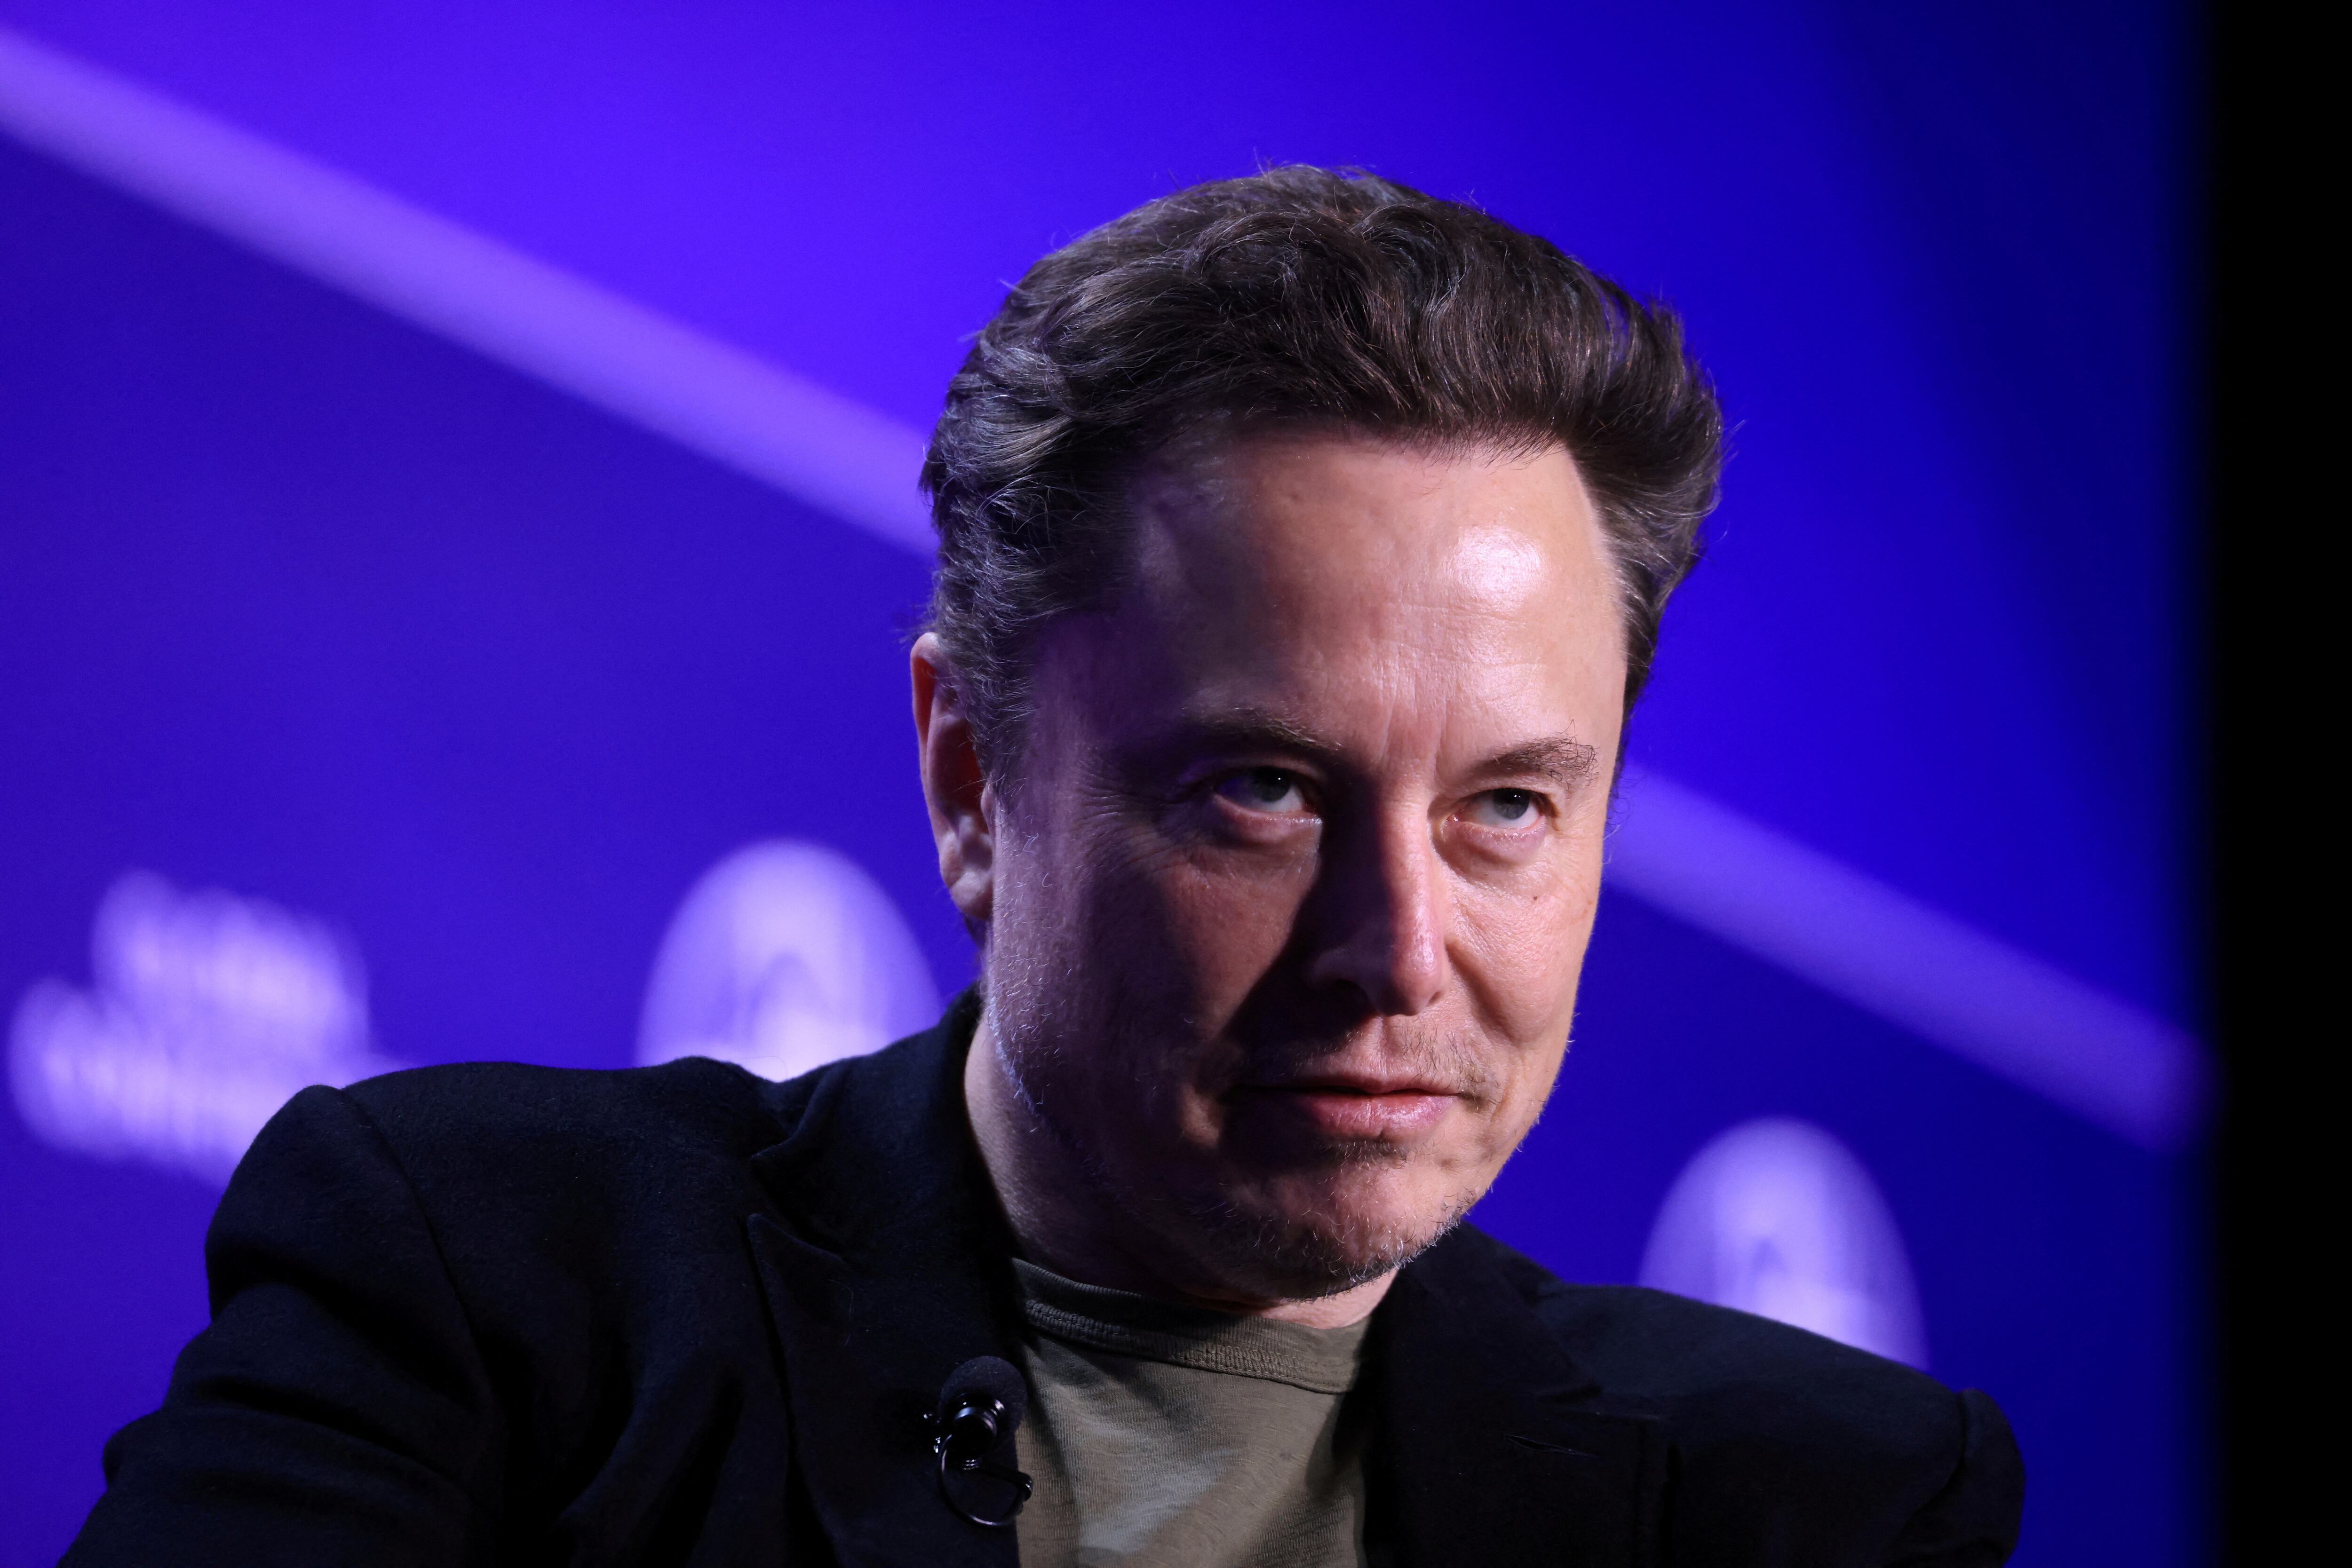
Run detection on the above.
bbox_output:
[64,993,2022,1566]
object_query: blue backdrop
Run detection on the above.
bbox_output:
[0,3,2200,1562]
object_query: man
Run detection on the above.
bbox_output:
[65,168,2022,1566]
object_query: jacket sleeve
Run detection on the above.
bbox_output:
[62,1085,504,1567]
[1884,1388,2026,1566]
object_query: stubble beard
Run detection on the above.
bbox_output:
[984,934,1483,1302]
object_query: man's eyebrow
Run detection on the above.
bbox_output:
[1156,710,1602,788]
[1475,737,1603,789]
[1164,707,1343,762]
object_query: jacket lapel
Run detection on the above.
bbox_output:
[745,993,1024,1568]
[1367,1230,1667,1568]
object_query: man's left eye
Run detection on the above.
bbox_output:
[1465,789,1543,827]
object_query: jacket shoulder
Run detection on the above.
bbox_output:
[307,1055,807,1271]
[1463,1229,1955,1433]
[340,1054,796,1167]
[1454,1229,2025,1564]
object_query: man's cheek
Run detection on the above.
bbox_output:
[1467,889,1594,1026]
[1156,863,1305,993]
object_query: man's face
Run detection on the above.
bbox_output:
[978,431,1626,1299]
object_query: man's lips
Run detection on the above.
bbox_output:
[1230,1076,1462,1140]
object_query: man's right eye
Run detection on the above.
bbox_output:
[1216,768,1310,815]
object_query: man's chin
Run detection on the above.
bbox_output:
[1181,1180,1471,1299]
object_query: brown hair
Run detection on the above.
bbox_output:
[922,166,1723,776]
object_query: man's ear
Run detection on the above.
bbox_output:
[911,633,996,925]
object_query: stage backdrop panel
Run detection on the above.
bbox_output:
[2,3,2199,1563]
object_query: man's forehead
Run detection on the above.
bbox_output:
[1129,432,1609,630]
[1048,428,1629,775]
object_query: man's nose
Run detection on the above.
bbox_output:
[1301,810,1449,1015]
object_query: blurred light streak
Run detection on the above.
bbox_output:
[0,23,2208,1150]
[0,24,934,556]
[1612,766,2208,1150]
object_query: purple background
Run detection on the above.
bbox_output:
[0,2,2200,1562]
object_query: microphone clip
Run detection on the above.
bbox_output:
[931,1359,1034,1528]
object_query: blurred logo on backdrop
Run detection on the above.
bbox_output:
[8,872,404,1186]
[7,844,938,1184]
[637,839,941,1082]
[1639,1117,1927,1368]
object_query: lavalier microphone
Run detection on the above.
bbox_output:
[932,1355,1034,1527]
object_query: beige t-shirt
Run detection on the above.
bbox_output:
[1009,1259,1371,1568]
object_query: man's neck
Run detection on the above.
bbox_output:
[959,1009,1396,1330]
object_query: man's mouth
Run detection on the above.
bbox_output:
[1232,1075,1462,1141]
